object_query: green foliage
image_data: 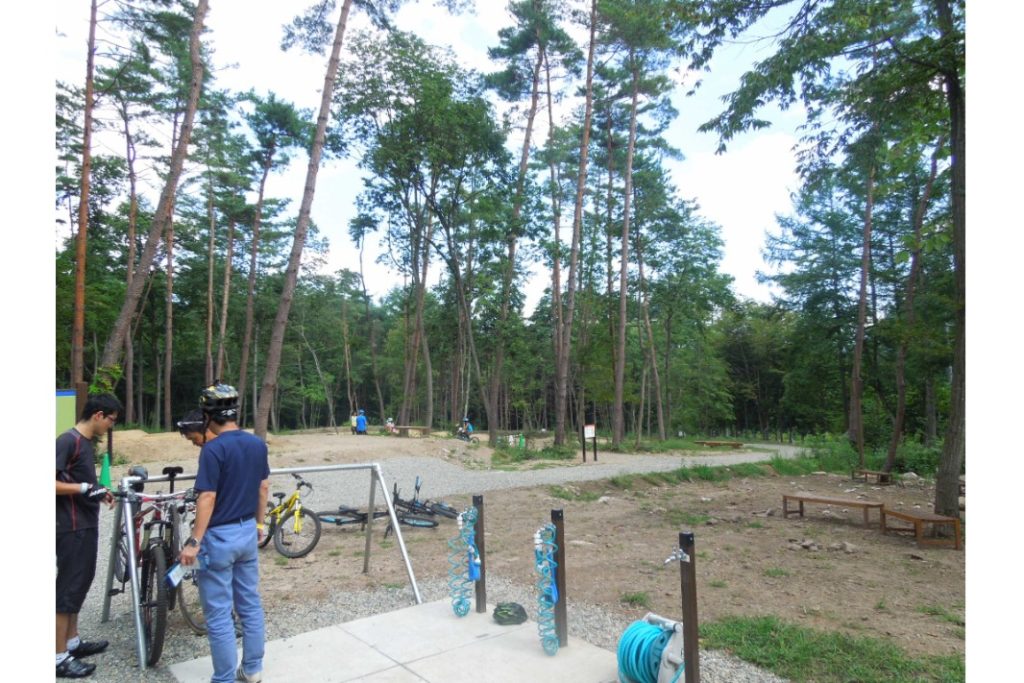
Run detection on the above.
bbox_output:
[548,485,600,502]
[620,591,652,609]
[700,616,964,683]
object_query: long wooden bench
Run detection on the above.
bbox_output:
[851,468,893,485]
[881,507,961,549]
[694,440,744,448]
[394,425,432,437]
[782,493,884,528]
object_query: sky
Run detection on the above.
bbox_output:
[52,0,804,313]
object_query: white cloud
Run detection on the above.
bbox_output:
[667,132,800,302]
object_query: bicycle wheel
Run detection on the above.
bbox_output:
[176,567,206,635]
[273,507,322,558]
[259,503,276,549]
[316,509,366,528]
[399,514,439,529]
[141,543,169,666]
[428,501,459,519]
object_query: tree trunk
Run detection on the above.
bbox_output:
[848,164,875,467]
[357,228,387,421]
[341,298,355,413]
[215,219,235,379]
[300,325,338,433]
[238,157,271,426]
[421,323,434,428]
[883,141,942,472]
[933,0,965,519]
[255,0,354,439]
[72,0,98,387]
[164,210,175,431]
[635,223,666,440]
[925,377,937,448]
[205,172,216,384]
[120,98,139,423]
[613,62,640,447]
[99,0,209,373]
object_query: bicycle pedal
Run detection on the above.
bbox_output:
[108,588,123,597]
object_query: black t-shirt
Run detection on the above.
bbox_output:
[56,428,100,533]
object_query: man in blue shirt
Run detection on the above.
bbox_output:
[356,409,367,435]
[179,382,270,683]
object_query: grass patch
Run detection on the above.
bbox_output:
[917,605,965,627]
[327,549,343,557]
[620,592,652,609]
[708,579,727,588]
[764,567,789,578]
[700,616,964,683]
[273,556,288,567]
[729,462,770,478]
[609,474,636,489]
[492,441,576,466]
[690,464,728,482]
[549,485,600,502]
[747,521,765,529]
[666,507,710,526]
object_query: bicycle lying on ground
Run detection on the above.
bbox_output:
[111,466,191,665]
[261,473,322,558]
[317,503,438,538]
[392,476,459,519]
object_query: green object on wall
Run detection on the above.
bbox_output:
[56,390,77,436]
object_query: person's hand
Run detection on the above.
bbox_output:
[180,543,199,567]
[84,484,109,502]
[257,524,265,545]
[103,491,114,508]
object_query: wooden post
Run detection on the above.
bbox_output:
[551,509,568,646]
[473,494,487,613]
[678,531,700,683]
[580,424,587,462]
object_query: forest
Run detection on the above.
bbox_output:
[55,0,965,514]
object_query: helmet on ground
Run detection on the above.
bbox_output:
[200,381,239,417]
[493,602,527,625]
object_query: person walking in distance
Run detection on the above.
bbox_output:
[56,393,122,678]
[178,382,270,683]
[356,409,367,435]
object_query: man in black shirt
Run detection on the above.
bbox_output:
[55,393,122,678]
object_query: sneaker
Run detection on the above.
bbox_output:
[69,640,109,658]
[56,656,96,678]
[236,665,262,682]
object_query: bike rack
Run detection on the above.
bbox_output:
[101,462,420,671]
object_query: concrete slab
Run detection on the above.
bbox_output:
[171,599,618,683]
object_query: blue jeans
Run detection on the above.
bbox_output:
[196,519,265,683]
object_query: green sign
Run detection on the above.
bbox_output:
[57,389,76,436]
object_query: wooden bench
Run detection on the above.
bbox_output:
[782,493,884,528]
[394,425,432,437]
[881,507,961,549]
[694,440,744,448]
[851,468,893,485]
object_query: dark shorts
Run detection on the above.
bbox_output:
[56,528,99,614]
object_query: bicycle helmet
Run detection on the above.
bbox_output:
[359,409,365,416]
[177,408,206,435]
[128,465,148,492]
[200,380,239,417]
[493,602,528,625]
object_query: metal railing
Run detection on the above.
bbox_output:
[101,462,420,670]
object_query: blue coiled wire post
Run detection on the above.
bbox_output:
[616,620,684,683]
[534,523,559,656]
[448,506,479,617]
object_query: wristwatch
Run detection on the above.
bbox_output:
[185,536,200,548]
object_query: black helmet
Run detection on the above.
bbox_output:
[177,408,206,435]
[200,381,239,417]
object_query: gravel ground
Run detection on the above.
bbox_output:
[74,445,798,682]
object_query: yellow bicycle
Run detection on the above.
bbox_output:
[260,473,321,558]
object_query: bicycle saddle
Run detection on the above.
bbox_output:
[273,492,286,501]
[162,466,184,476]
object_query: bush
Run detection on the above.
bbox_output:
[895,438,943,476]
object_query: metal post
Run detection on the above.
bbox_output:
[374,464,422,604]
[120,481,148,670]
[100,497,124,623]
[551,509,568,647]
[678,532,700,683]
[593,435,597,462]
[473,494,486,613]
[362,467,377,574]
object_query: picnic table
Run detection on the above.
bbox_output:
[881,507,961,549]
[782,493,884,528]
[693,440,744,448]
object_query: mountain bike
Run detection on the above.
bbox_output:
[317,503,438,538]
[261,473,322,558]
[392,476,459,519]
[111,466,189,666]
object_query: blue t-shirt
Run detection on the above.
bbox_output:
[195,429,270,528]
[356,415,367,431]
